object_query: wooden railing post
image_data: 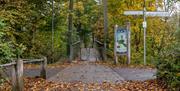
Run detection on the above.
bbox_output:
[16,59,24,91]
[12,63,17,91]
[40,57,47,79]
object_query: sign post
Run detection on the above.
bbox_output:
[127,22,131,64]
[114,25,130,64]
[124,1,170,65]
[143,2,147,65]
[114,25,118,64]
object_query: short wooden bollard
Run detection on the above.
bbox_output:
[40,57,47,79]
[16,59,24,91]
[12,64,17,91]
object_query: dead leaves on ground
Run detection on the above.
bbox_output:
[0,77,168,91]
[24,60,155,70]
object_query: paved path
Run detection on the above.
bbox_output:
[113,67,156,81]
[2,62,156,84]
[48,63,124,84]
[47,63,156,84]
[24,68,64,79]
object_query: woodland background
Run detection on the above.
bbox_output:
[0,0,179,90]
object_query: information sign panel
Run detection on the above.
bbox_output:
[115,28,128,55]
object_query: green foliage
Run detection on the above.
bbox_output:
[0,0,179,65]
[156,28,180,90]
[0,19,5,29]
[0,0,63,62]
[0,18,26,64]
[73,0,100,47]
[0,19,15,64]
[156,59,180,90]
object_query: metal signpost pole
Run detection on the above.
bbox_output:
[143,0,147,65]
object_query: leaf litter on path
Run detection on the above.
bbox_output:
[0,77,168,91]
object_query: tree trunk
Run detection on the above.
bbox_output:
[103,0,108,60]
[68,0,74,62]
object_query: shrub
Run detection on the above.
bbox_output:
[156,29,180,90]
[0,19,15,64]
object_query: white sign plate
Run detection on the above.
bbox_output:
[143,21,147,28]
[124,11,170,17]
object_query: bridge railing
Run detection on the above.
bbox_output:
[0,57,47,91]
[95,39,114,60]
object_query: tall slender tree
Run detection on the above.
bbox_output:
[103,0,108,60]
[68,0,74,61]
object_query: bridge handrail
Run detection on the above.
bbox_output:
[72,41,80,46]
[0,62,16,67]
[95,39,103,45]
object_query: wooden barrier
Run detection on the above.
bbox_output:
[40,57,47,79]
[11,63,17,91]
[0,57,47,91]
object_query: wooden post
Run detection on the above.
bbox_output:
[12,64,17,91]
[127,22,131,64]
[114,25,118,64]
[40,57,47,79]
[16,59,23,91]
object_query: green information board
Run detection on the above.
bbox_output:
[115,28,128,55]
[114,24,131,64]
